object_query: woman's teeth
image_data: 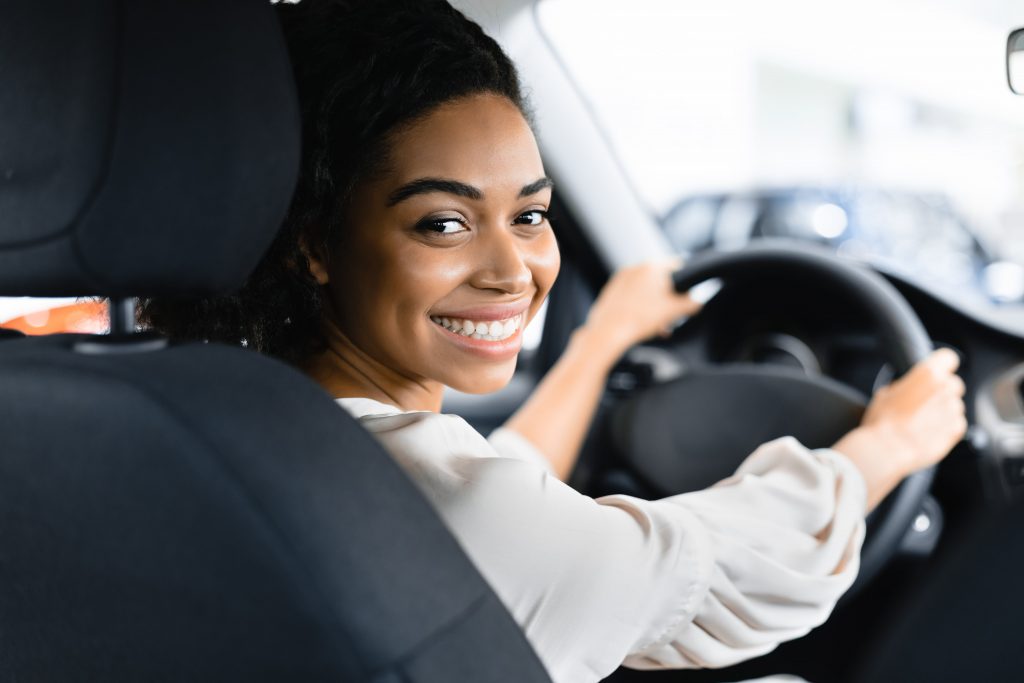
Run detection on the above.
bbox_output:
[430,314,522,341]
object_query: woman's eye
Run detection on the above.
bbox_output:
[514,209,549,226]
[418,217,468,235]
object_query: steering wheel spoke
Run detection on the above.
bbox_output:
[612,364,867,494]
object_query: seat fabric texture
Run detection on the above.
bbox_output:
[0,336,551,682]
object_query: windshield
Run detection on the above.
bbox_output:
[539,0,1024,308]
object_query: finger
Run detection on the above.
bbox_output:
[944,394,966,416]
[954,414,969,437]
[905,348,959,387]
[946,374,966,398]
[673,292,703,317]
[933,392,966,420]
[666,255,685,270]
[926,347,960,376]
[942,415,969,446]
[928,381,965,405]
[653,256,685,280]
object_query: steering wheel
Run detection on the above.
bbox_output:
[608,241,934,593]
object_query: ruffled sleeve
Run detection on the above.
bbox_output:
[620,437,866,670]
[337,398,866,683]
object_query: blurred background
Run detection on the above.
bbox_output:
[6,0,1024,333]
[538,0,1024,317]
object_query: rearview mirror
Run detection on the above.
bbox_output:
[1009,28,1024,94]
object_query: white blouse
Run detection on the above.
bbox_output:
[337,397,867,683]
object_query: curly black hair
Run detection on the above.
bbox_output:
[139,0,530,365]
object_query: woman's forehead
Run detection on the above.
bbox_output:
[383,94,545,195]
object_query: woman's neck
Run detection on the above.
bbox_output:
[303,317,444,413]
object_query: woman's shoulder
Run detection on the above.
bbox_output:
[337,396,557,477]
[335,396,489,454]
[334,396,404,418]
[332,395,556,501]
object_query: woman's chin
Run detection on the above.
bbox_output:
[443,359,518,395]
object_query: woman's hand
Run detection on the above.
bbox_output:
[506,259,701,479]
[580,259,704,366]
[831,347,967,511]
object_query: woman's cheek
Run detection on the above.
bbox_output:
[528,230,561,304]
[394,244,470,302]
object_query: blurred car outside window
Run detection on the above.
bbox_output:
[538,0,1024,314]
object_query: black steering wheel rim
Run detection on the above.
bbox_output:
[621,240,934,593]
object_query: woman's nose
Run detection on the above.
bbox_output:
[470,225,532,294]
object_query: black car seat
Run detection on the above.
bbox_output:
[0,1,551,681]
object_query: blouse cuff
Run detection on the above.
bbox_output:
[623,435,867,670]
[811,445,869,515]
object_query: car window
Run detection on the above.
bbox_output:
[539,0,1024,306]
[662,196,721,253]
[0,298,108,335]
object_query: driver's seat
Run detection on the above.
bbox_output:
[0,1,550,681]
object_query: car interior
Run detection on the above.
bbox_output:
[4,0,1024,681]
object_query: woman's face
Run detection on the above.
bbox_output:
[316,93,560,395]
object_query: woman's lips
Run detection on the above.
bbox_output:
[430,299,531,323]
[430,312,523,340]
[428,310,526,360]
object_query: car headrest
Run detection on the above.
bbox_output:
[0,0,300,298]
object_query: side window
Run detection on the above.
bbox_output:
[714,196,759,250]
[539,0,1024,309]
[0,298,108,335]
[661,197,721,254]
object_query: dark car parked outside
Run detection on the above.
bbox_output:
[662,186,1024,307]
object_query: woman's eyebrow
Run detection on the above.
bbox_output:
[519,177,554,198]
[387,176,554,206]
[387,178,482,206]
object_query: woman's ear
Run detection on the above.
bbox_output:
[299,236,331,285]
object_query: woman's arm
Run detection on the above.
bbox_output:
[502,326,621,480]
[505,261,967,491]
[504,261,701,480]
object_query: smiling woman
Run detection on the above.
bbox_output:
[140,1,966,682]
[300,93,560,406]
